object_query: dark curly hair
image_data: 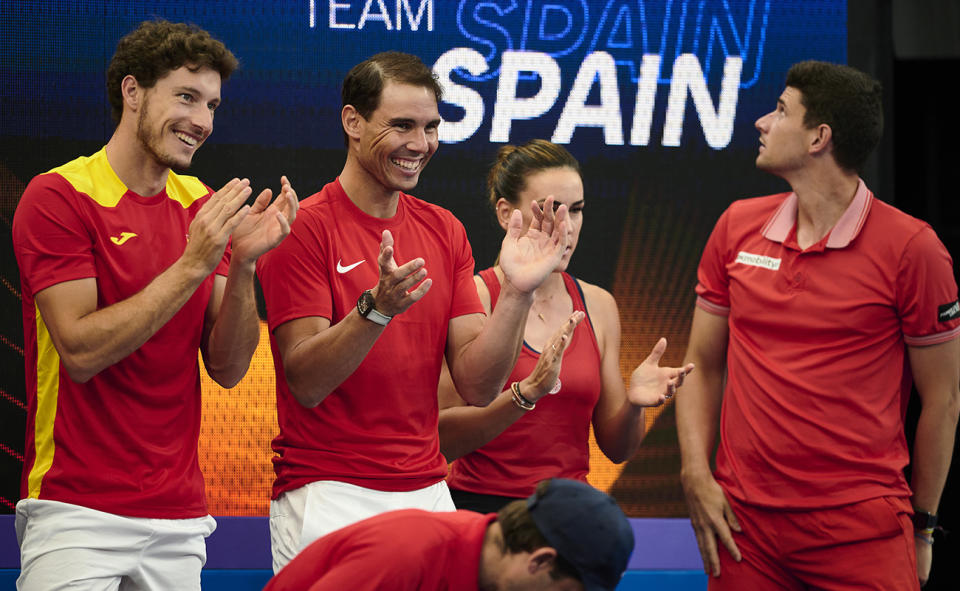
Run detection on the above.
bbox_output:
[107,19,238,123]
[785,61,882,173]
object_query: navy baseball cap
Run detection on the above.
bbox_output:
[526,479,635,591]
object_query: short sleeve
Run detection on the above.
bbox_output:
[257,212,332,332]
[897,226,960,346]
[448,217,484,319]
[695,206,732,316]
[13,173,97,296]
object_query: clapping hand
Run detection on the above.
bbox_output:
[627,338,695,407]
[499,196,568,295]
[519,311,584,401]
[369,230,432,317]
[231,175,299,265]
[183,178,254,273]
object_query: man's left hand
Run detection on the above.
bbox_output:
[232,175,299,265]
[498,196,568,294]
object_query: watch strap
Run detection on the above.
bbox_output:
[912,510,937,531]
[357,290,392,326]
[365,306,392,326]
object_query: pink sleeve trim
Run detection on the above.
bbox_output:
[904,324,960,347]
[696,296,730,316]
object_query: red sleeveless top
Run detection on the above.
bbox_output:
[446,268,603,497]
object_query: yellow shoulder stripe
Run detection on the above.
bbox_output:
[49,148,126,207]
[50,148,209,208]
[166,171,210,208]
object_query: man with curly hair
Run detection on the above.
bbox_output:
[12,19,297,590]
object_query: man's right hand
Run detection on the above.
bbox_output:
[681,470,742,576]
[370,229,432,317]
[182,178,253,275]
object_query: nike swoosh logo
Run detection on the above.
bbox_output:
[110,232,138,246]
[337,259,365,273]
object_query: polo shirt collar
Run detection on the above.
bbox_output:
[760,179,873,249]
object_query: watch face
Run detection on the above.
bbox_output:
[913,511,937,530]
[357,290,375,317]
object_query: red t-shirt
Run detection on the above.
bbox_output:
[257,179,484,496]
[12,148,229,518]
[696,180,960,509]
[447,269,602,497]
[264,509,493,591]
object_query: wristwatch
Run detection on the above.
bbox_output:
[912,510,937,531]
[357,290,392,326]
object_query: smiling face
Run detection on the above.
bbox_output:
[754,86,818,176]
[352,80,440,196]
[498,167,584,272]
[135,65,221,171]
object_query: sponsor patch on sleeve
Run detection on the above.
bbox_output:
[939,300,960,322]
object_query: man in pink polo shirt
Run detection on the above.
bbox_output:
[678,61,960,589]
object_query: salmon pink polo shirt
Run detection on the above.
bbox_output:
[696,180,960,509]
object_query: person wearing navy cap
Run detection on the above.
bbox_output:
[263,478,634,591]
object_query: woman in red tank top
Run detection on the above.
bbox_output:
[439,139,694,512]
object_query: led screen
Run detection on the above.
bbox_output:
[0,0,846,516]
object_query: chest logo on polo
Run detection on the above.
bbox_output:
[735,251,780,271]
[939,300,960,322]
[110,231,138,246]
[337,258,365,273]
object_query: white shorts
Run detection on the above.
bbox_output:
[269,479,455,573]
[15,499,216,591]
